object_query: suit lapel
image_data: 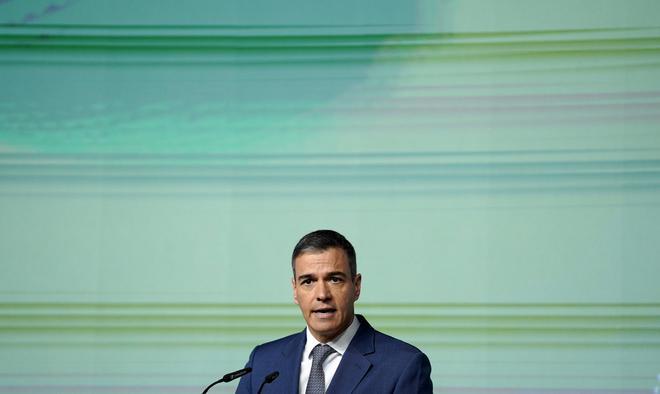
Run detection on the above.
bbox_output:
[326,315,374,394]
[279,330,306,394]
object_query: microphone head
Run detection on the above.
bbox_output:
[265,371,279,383]
[222,367,252,382]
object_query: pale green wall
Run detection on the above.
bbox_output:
[1,1,660,392]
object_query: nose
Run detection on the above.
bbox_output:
[315,280,331,301]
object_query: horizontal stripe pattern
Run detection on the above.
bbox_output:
[1,302,658,346]
[1,303,659,392]
[1,150,660,196]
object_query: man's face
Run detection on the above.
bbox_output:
[292,247,361,343]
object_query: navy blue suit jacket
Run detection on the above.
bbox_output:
[235,315,432,393]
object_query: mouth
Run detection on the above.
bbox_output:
[312,308,337,318]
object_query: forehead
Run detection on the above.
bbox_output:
[294,248,350,275]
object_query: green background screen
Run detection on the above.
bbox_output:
[1,1,660,392]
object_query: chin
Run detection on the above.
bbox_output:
[311,322,339,334]
[312,321,338,331]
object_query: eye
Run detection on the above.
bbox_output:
[301,278,313,285]
[329,276,343,283]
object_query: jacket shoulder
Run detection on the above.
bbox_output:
[252,331,302,355]
[372,329,427,359]
[235,331,305,393]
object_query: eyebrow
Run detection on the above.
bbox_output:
[297,274,315,283]
[326,271,348,278]
[297,271,348,282]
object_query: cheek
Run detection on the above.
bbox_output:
[337,290,352,306]
[347,289,358,304]
[296,291,312,307]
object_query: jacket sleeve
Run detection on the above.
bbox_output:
[234,347,256,394]
[392,352,433,394]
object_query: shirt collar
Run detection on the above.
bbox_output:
[304,315,361,358]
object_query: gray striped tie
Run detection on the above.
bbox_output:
[305,344,336,394]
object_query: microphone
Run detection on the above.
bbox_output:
[202,367,252,394]
[256,371,279,394]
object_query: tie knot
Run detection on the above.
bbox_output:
[311,344,335,364]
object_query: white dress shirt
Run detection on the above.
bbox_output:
[298,316,361,393]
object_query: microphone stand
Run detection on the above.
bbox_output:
[202,367,252,394]
[257,371,279,394]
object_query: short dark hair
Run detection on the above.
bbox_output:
[291,229,357,278]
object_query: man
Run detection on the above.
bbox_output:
[236,230,433,393]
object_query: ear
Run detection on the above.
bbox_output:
[353,273,362,301]
[292,277,299,305]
